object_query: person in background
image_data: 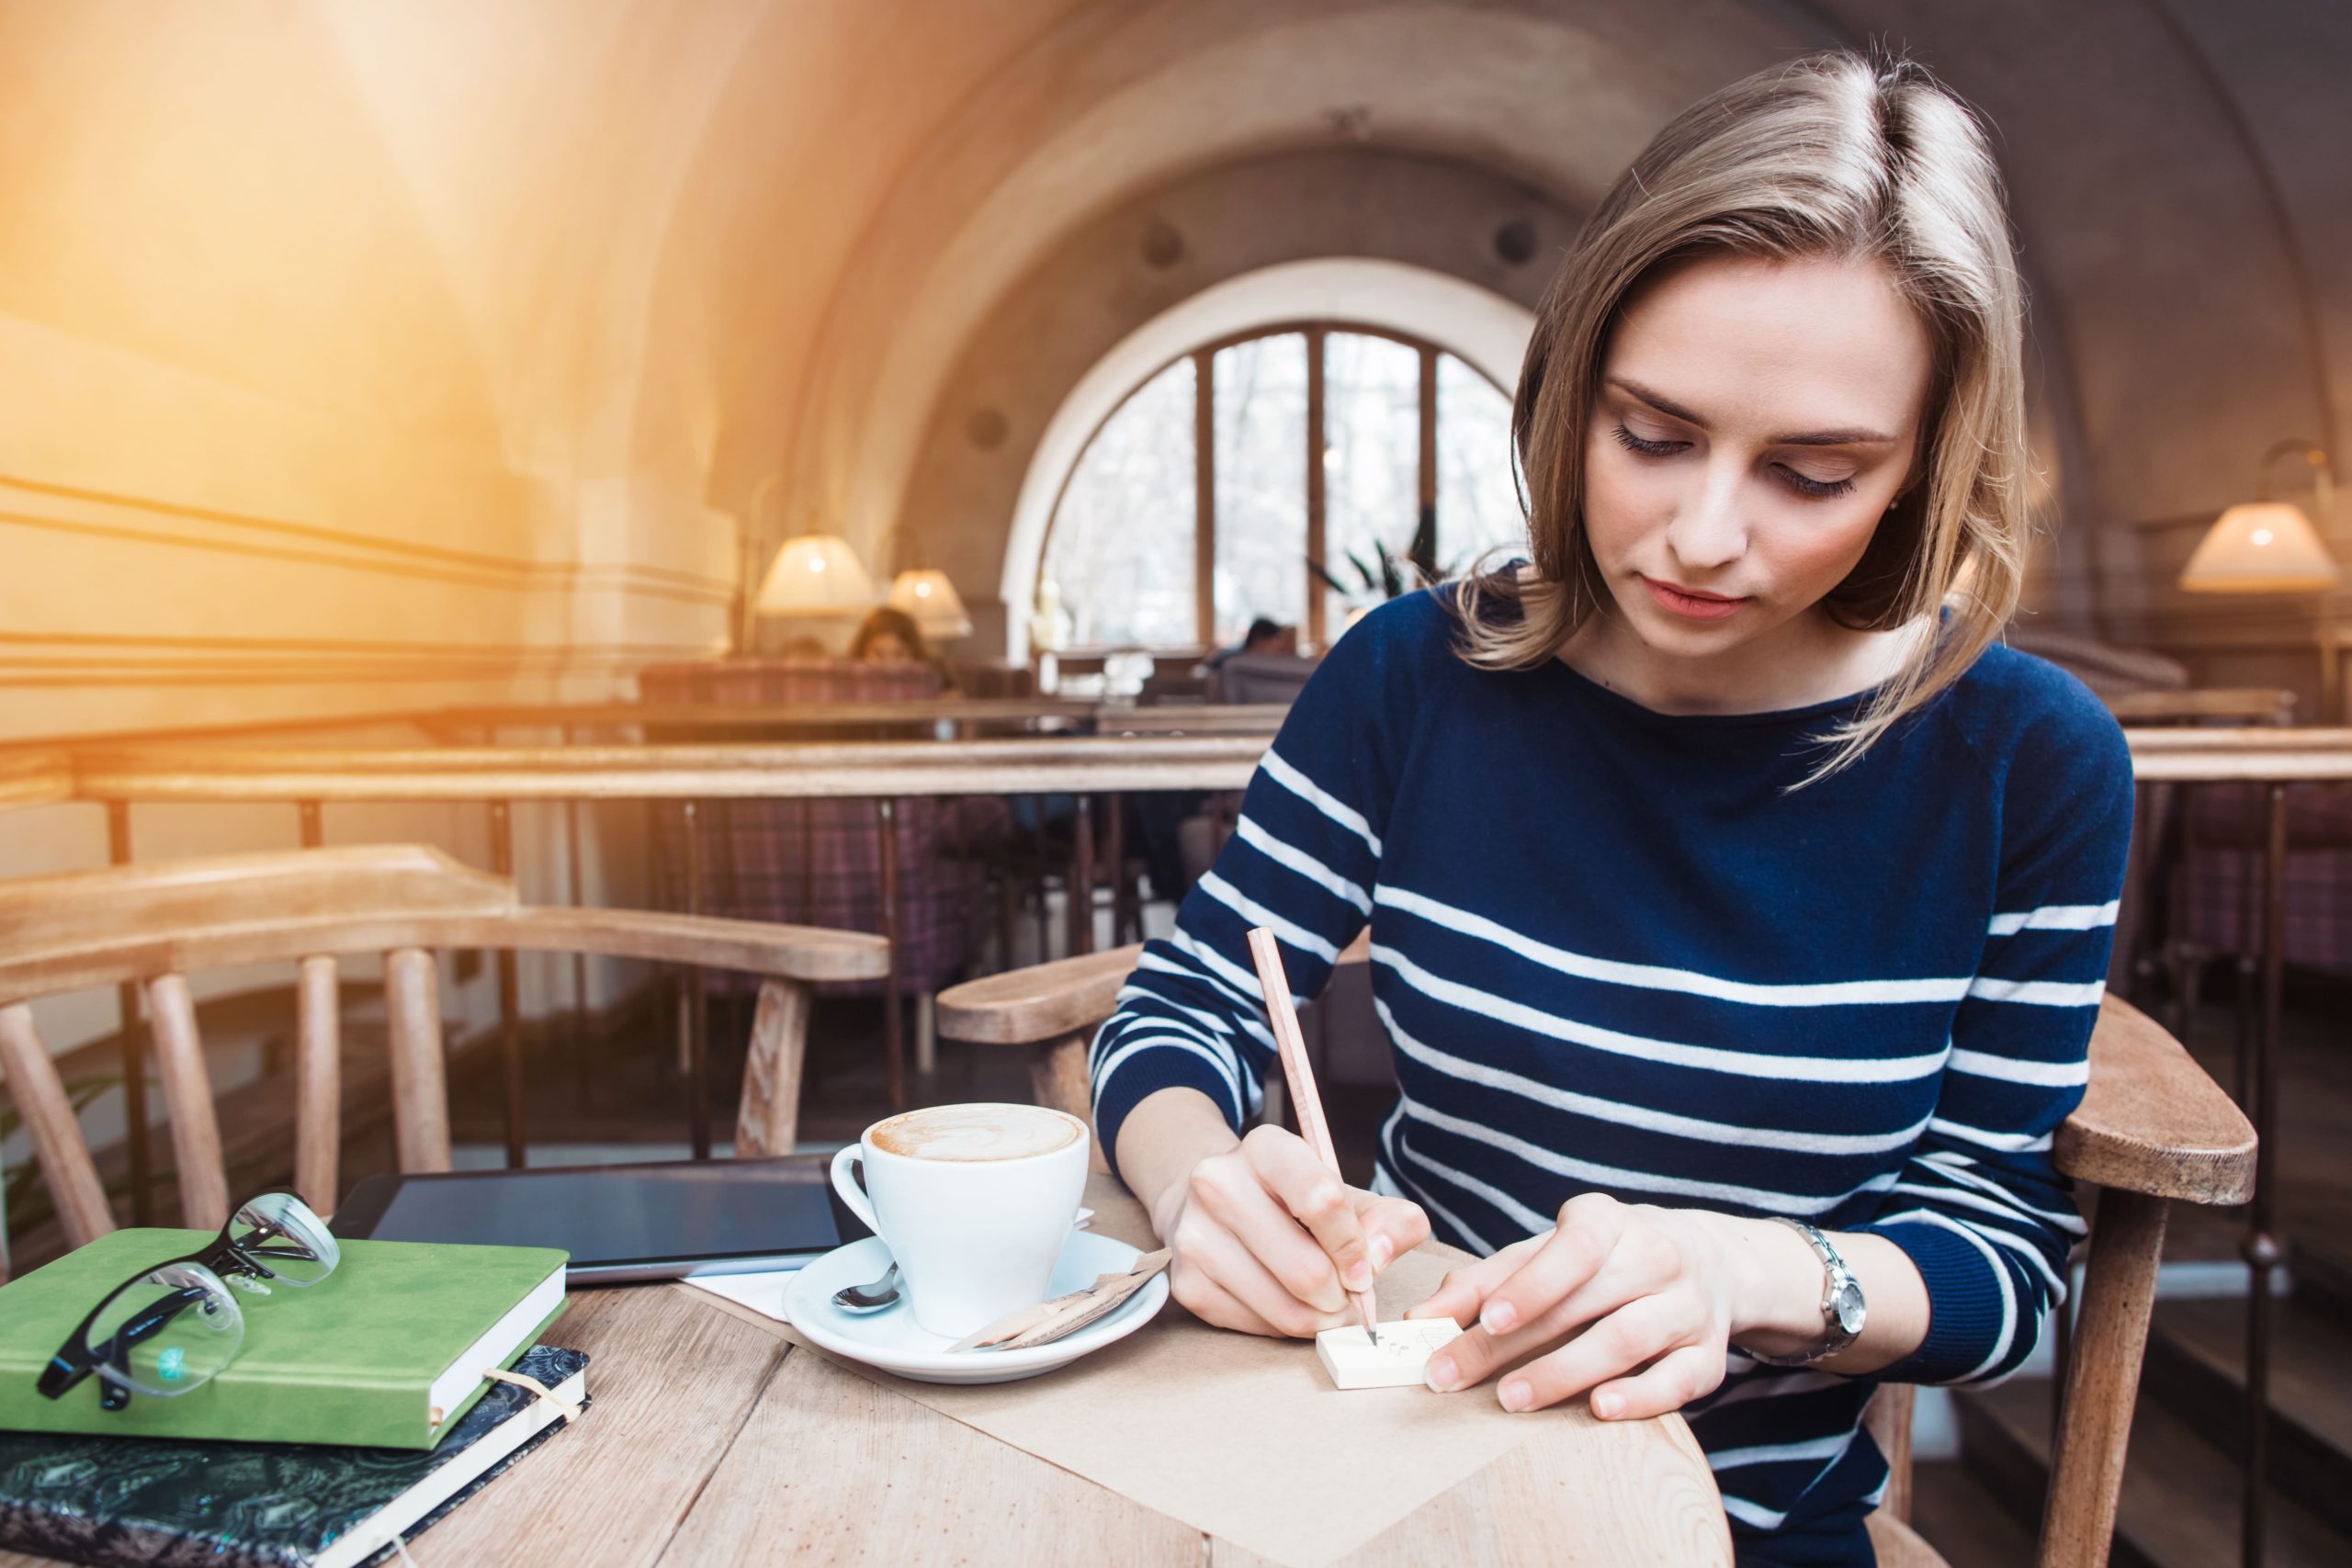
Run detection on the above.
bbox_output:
[1204,617,1300,673]
[851,605,960,694]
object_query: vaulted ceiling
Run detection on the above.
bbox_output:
[4,0,2345,715]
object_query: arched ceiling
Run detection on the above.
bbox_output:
[768,1,1799,561]
[628,0,2347,642]
[672,0,1806,546]
[6,0,2344,650]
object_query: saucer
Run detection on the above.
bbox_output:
[783,1231,1169,1385]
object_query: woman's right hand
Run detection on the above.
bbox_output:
[1149,1122,1430,1337]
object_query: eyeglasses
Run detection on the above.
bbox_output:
[38,1189,341,1411]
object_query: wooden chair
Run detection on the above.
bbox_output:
[0,844,890,1275]
[937,939,2256,1568]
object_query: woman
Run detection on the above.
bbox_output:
[1091,51,2131,1566]
[849,605,958,693]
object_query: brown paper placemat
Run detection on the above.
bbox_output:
[769,1177,1551,1568]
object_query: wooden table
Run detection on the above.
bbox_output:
[60,736,1278,1179]
[432,697,1108,740]
[2104,687,2297,726]
[0,1175,1724,1568]
[417,698,1290,743]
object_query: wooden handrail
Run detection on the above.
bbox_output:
[435,698,1105,729]
[35,727,2352,807]
[0,748,74,809]
[69,736,1271,800]
[0,718,2335,816]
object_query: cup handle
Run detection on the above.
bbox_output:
[830,1145,882,1237]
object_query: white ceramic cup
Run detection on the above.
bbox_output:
[828,1102,1091,1339]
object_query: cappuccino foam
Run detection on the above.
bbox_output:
[869,1102,1080,1162]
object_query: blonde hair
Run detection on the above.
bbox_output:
[1445,49,2027,784]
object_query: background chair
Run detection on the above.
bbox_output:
[0,843,889,1279]
[936,942,2256,1568]
[1203,651,1317,705]
[639,658,1010,1018]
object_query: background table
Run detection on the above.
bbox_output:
[0,1175,1731,1567]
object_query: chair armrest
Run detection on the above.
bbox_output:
[2056,995,2256,1205]
[936,944,1145,1045]
[937,931,1376,1049]
[438,908,891,984]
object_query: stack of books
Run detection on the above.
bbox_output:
[0,1227,580,1568]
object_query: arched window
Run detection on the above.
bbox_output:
[1038,325,1521,652]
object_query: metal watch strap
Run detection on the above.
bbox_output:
[1745,1217,1864,1369]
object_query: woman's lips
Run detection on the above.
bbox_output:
[1641,576,1750,621]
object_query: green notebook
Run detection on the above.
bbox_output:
[0,1229,566,1450]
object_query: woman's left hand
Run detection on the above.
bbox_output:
[1405,1192,1781,1419]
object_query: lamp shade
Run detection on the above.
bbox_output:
[888,569,974,639]
[2178,502,2341,594]
[755,535,877,615]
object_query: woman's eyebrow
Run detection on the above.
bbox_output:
[1606,376,1897,447]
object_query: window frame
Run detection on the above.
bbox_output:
[1035,320,1510,654]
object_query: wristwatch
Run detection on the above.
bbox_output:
[1746,1219,1866,1368]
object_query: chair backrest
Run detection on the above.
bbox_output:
[2002,627,2189,700]
[0,845,515,1248]
[1207,652,1314,705]
[637,655,990,994]
[0,844,890,1278]
[637,657,943,706]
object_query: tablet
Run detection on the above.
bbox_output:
[331,1156,874,1284]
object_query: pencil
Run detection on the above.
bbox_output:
[1246,925,1380,1347]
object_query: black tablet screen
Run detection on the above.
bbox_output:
[345,1157,864,1269]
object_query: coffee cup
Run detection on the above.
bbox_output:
[828,1101,1091,1338]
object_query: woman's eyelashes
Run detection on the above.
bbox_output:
[1610,422,1685,458]
[1609,423,1858,501]
[1773,465,1857,500]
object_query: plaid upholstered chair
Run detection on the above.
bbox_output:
[2171,784,2352,982]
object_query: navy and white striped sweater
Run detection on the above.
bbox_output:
[1091,587,2133,1546]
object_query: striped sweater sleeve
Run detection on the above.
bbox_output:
[1855,689,2135,1385]
[1090,608,1406,1174]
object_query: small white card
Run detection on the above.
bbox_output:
[1315,1318,1465,1390]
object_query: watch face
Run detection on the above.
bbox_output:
[1832,1280,1867,1336]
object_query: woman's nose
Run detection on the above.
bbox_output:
[1663,468,1747,572]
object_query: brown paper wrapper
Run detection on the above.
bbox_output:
[770,1174,1559,1567]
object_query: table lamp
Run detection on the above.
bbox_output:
[755,535,878,616]
[888,569,974,640]
[2178,441,2341,717]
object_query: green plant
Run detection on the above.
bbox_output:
[1307,539,1412,603]
[1306,529,1467,608]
